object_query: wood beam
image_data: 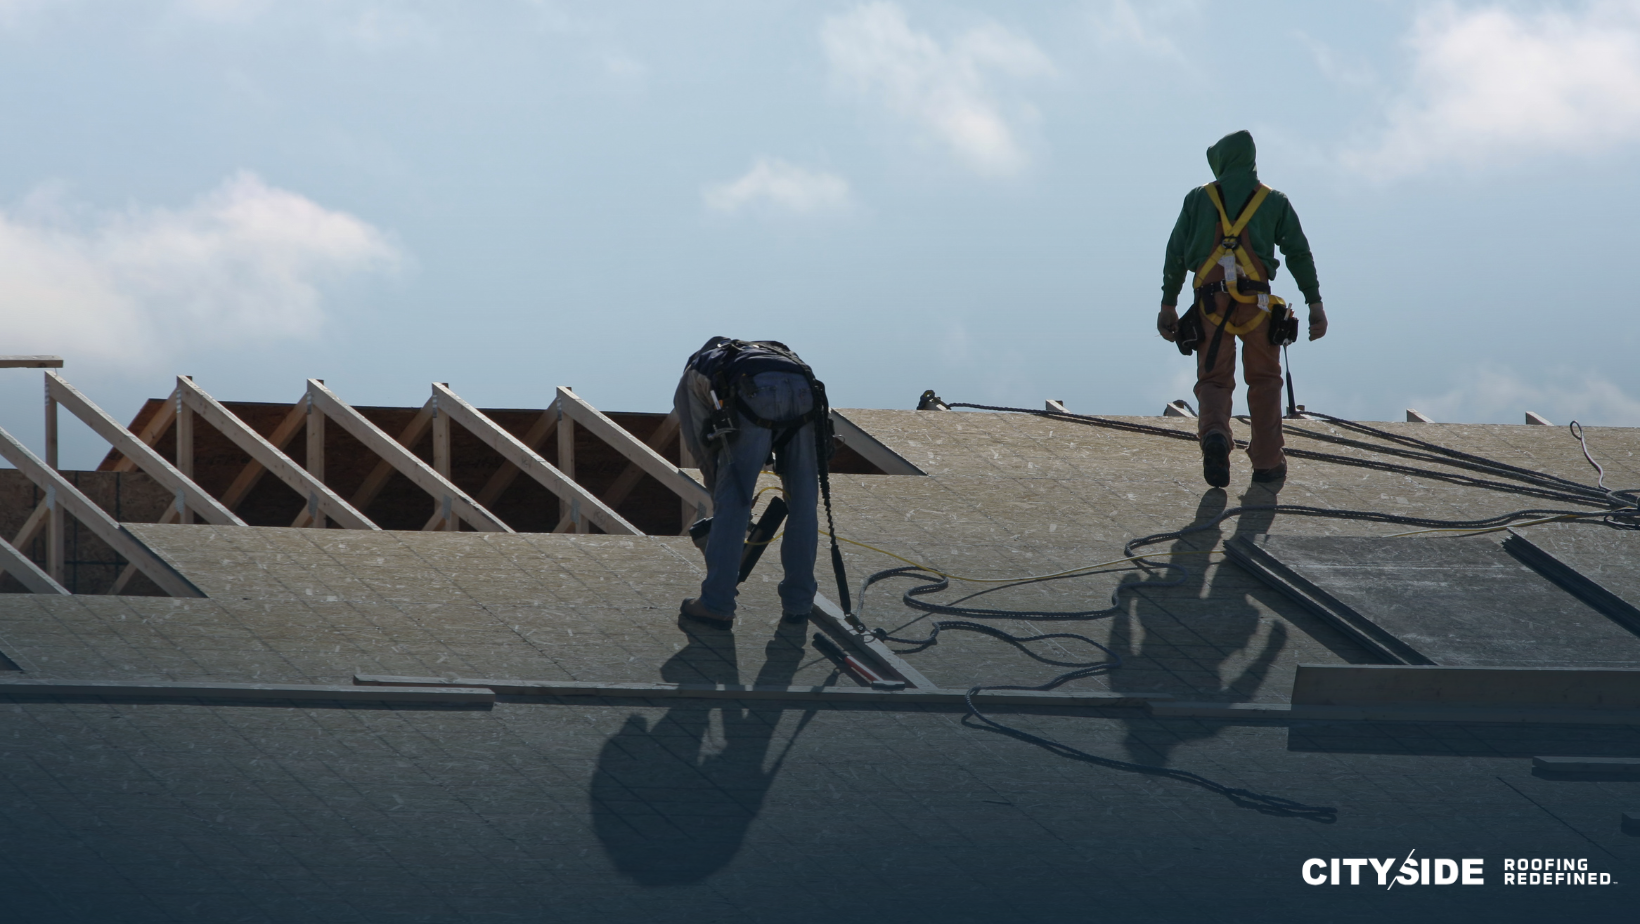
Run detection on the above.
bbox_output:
[0,500,52,589]
[47,487,64,585]
[219,401,307,511]
[111,389,179,473]
[554,386,711,515]
[829,410,926,476]
[474,410,556,507]
[0,423,203,598]
[432,384,637,536]
[601,412,680,511]
[431,393,456,531]
[43,379,57,470]
[349,398,435,513]
[111,507,180,593]
[307,380,511,533]
[0,532,68,595]
[46,372,245,527]
[306,392,326,529]
[555,405,577,532]
[0,355,63,368]
[176,389,195,524]
[176,377,378,530]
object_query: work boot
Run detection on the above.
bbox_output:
[680,597,733,627]
[1200,432,1231,488]
[1251,462,1288,484]
[781,607,817,624]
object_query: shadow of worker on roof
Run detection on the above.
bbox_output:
[589,618,817,886]
[1108,484,1287,765]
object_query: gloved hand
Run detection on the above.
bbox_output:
[1308,302,1328,341]
[1157,303,1179,342]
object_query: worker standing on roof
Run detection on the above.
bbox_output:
[674,337,830,627]
[1157,130,1326,487]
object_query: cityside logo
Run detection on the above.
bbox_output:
[1301,852,1617,887]
[1302,852,1483,887]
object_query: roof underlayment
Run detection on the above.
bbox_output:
[0,400,1637,922]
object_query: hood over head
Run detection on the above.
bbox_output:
[1205,130,1260,215]
[1206,130,1256,178]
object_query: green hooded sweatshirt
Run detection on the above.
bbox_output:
[1160,130,1321,307]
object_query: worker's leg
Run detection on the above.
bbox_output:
[1194,308,1240,446]
[732,373,818,616]
[1240,317,1286,470]
[697,410,774,616]
[776,420,819,616]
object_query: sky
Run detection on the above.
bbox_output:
[2,0,1638,469]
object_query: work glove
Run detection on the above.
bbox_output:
[1157,303,1179,342]
[1308,302,1328,341]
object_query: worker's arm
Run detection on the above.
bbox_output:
[1273,200,1321,307]
[1159,192,1198,310]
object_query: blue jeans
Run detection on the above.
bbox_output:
[697,372,819,616]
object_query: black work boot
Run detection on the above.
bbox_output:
[1201,432,1231,488]
[1251,462,1288,484]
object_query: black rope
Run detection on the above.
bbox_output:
[946,401,1640,521]
[851,403,1640,821]
[859,565,1338,822]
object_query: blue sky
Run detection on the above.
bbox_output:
[3,0,1638,468]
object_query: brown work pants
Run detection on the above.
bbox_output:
[1195,299,1285,470]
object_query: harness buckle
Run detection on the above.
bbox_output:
[1221,236,1240,250]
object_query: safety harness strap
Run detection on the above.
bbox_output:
[1193,183,1272,290]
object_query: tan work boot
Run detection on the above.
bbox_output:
[680,597,734,627]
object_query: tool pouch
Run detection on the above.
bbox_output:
[1175,304,1203,355]
[1266,303,1299,347]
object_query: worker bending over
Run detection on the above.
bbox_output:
[1157,130,1326,487]
[674,337,827,627]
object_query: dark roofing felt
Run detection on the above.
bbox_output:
[0,410,1637,922]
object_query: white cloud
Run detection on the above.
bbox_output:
[1294,30,1377,91]
[822,2,1052,176]
[1087,0,1195,60]
[0,172,400,369]
[1409,365,1640,427]
[1348,1,1640,178]
[703,158,853,215]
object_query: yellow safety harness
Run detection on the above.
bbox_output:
[1192,183,1284,336]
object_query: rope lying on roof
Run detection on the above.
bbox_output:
[946,401,1640,522]
[853,404,1639,821]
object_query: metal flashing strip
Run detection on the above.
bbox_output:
[1151,701,1640,726]
[1503,528,1640,639]
[0,679,493,706]
[1222,536,1430,665]
[1292,663,1640,709]
[1532,756,1640,776]
[353,674,1162,708]
[1153,664,1640,726]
